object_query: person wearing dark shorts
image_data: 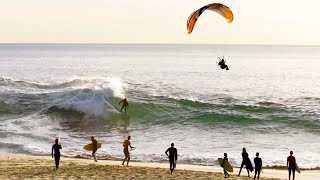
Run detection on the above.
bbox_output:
[287,151,296,180]
[91,136,98,162]
[52,138,62,169]
[165,143,178,174]
[254,152,262,180]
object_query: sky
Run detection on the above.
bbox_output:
[0,0,320,45]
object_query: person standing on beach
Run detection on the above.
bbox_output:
[91,136,98,162]
[238,148,252,177]
[119,98,129,112]
[122,136,134,166]
[254,152,262,180]
[52,138,62,169]
[287,151,296,180]
[165,143,178,174]
[221,153,230,178]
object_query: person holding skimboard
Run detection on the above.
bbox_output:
[165,143,178,174]
[238,148,253,177]
[287,151,296,180]
[119,98,129,112]
[52,138,62,169]
[254,152,263,180]
[91,136,98,162]
[122,136,134,166]
[221,153,230,178]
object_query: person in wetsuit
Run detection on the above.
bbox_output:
[238,148,251,177]
[254,152,262,180]
[165,143,178,174]
[119,98,129,112]
[52,138,62,169]
[218,57,229,70]
[221,153,230,178]
[91,136,98,162]
[287,151,296,180]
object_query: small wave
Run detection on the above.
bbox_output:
[0,142,34,154]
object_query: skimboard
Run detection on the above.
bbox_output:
[246,159,254,172]
[218,158,233,172]
[83,143,102,151]
[295,163,301,173]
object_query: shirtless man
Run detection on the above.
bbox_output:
[122,136,134,166]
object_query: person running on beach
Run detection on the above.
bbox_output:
[52,138,62,169]
[221,153,230,178]
[165,143,178,174]
[119,98,129,112]
[122,136,134,166]
[238,148,252,177]
[218,57,229,70]
[254,152,262,180]
[287,151,296,180]
[91,136,98,162]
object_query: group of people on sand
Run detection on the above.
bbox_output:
[220,148,298,180]
[51,135,179,175]
[52,137,297,180]
[89,135,136,166]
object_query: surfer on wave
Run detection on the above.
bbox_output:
[119,98,129,112]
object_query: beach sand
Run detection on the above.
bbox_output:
[1,154,319,180]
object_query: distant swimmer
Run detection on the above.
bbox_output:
[238,148,252,177]
[221,153,230,178]
[122,136,134,166]
[91,136,98,162]
[165,143,178,174]
[218,57,229,70]
[254,152,262,180]
[52,138,62,169]
[119,98,129,112]
[287,151,296,180]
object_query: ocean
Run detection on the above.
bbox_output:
[0,44,319,168]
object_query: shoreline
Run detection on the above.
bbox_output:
[1,154,320,179]
[20,153,320,171]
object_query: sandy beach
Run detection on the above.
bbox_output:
[1,154,319,180]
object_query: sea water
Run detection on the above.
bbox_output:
[0,44,319,168]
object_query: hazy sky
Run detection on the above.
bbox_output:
[1,0,320,44]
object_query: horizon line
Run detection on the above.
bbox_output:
[0,42,320,47]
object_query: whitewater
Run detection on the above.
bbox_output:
[0,44,319,168]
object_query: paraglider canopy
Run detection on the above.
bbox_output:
[187,3,233,34]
